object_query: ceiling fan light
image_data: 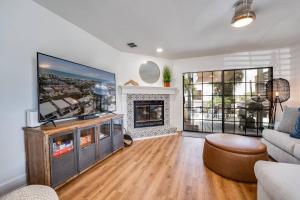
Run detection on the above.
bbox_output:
[231,12,256,28]
[231,0,256,28]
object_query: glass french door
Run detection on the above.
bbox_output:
[183,67,273,136]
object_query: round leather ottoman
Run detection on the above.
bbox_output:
[203,133,268,182]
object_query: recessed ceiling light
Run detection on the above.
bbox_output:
[231,0,256,28]
[156,48,163,53]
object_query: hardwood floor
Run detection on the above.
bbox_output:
[57,134,256,200]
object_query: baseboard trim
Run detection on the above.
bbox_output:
[133,132,178,141]
[0,174,27,196]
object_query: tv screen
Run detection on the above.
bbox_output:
[37,53,116,122]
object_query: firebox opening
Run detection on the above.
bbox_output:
[134,100,164,128]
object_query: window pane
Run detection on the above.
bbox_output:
[224,109,235,121]
[203,120,213,132]
[224,83,234,96]
[236,108,246,122]
[183,73,193,84]
[184,96,193,107]
[224,122,235,133]
[203,72,213,83]
[184,120,194,131]
[224,71,234,83]
[261,110,270,123]
[193,84,203,96]
[202,108,213,120]
[246,69,257,82]
[257,68,272,82]
[212,104,222,120]
[184,108,192,120]
[246,123,258,136]
[213,83,222,95]
[235,123,245,135]
[213,96,222,107]
[184,96,203,108]
[202,84,212,95]
[213,71,222,83]
[193,72,203,84]
[235,70,246,82]
[224,96,234,109]
[203,96,212,107]
[184,85,193,96]
[235,96,245,108]
[193,120,203,132]
[213,121,222,133]
[235,83,246,95]
[246,82,266,96]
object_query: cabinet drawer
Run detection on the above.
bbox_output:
[49,131,77,187]
[99,136,112,160]
[51,151,77,187]
[78,143,96,171]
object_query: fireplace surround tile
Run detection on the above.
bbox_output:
[127,94,175,138]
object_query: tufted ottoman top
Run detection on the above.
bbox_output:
[205,133,266,155]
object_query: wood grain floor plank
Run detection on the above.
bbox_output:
[57,135,256,200]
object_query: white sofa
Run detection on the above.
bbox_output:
[255,161,300,200]
[262,129,300,164]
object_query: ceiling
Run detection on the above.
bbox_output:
[33,0,300,59]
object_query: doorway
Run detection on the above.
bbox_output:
[183,67,273,136]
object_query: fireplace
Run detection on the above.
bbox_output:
[134,100,164,128]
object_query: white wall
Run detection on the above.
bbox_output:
[0,0,121,195]
[172,45,300,130]
[114,52,174,129]
[115,52,173,112]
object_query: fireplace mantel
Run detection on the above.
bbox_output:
[120,86,178,95]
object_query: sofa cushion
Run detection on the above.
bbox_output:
[276,106,299,134]
[254,161,300,200]
[262,129,300,154]
[293,144,300,160]
[291,108,300,139]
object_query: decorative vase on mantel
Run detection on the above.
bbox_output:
[163,65,171,88]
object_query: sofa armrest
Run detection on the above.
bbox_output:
[255,161,300,200]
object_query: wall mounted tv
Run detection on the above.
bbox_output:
[37,53,116,122]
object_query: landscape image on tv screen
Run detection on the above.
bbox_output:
[37,53,116,122]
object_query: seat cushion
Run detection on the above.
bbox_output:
[255,161,300,200]
[293,144,300,160]
[205,133,266,155]
[263,129,300,154]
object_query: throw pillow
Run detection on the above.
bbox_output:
[291,108,300,139]
[276,106,299,134]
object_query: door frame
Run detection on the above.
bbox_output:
[182,66,273,136]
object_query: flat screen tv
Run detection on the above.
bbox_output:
[37,53,116,122]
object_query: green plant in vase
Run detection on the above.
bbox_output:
[163,65,171,87]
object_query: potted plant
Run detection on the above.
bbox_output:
[162,65,171,87]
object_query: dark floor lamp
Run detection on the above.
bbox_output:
[266,78,290,127]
